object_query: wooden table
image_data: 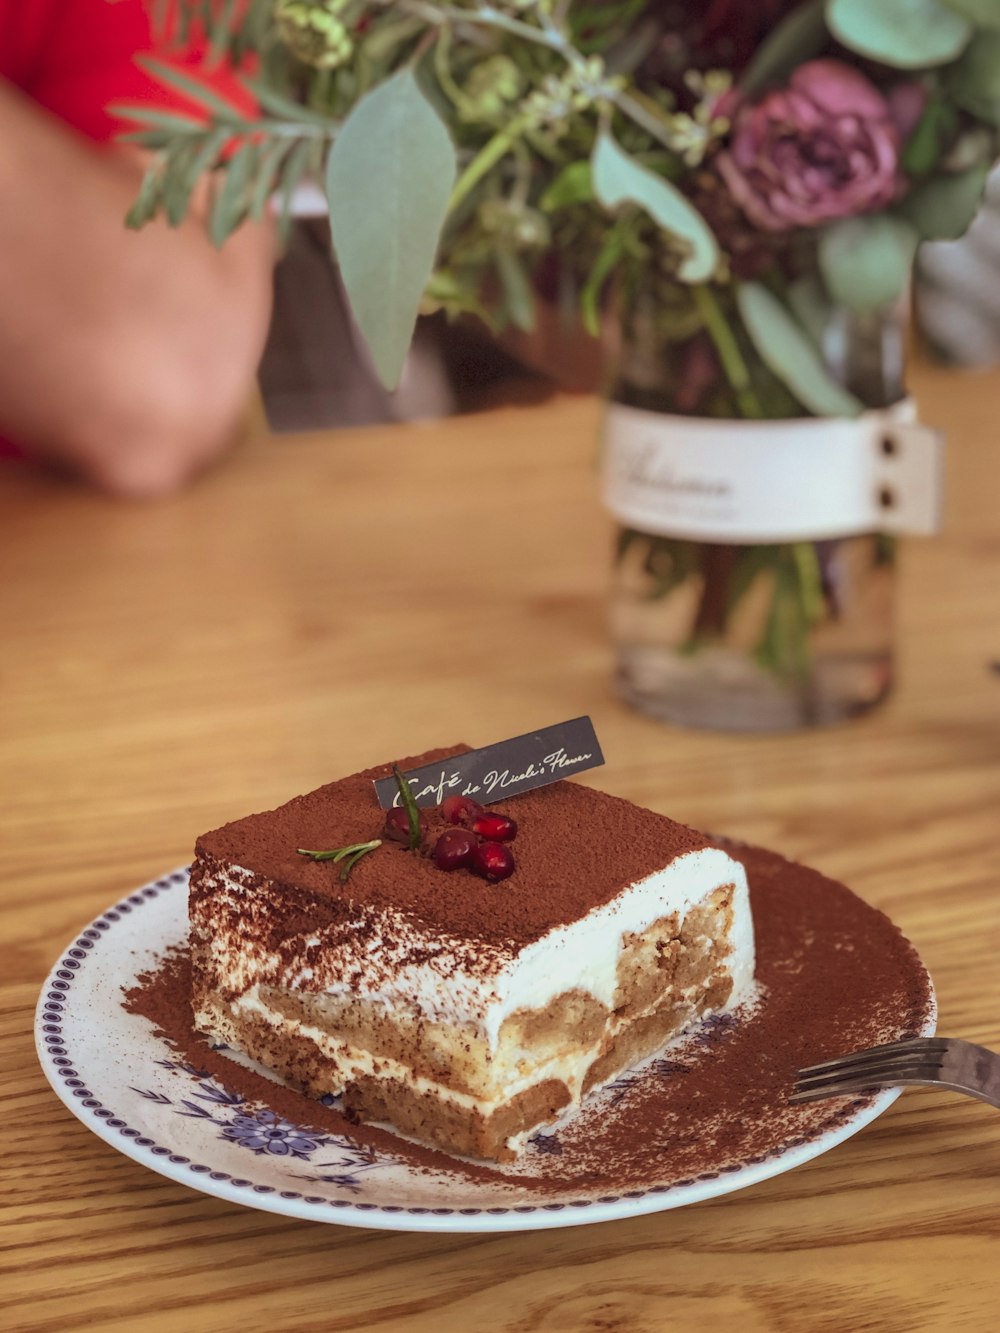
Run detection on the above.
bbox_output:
[3,363,999,1333]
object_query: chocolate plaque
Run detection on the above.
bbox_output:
[373,717,605,809]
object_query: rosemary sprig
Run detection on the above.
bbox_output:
[297,839,382,881]
[392,764,423,851]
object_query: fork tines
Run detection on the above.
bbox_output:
[790,1037,947,1103]
[798,1037,948,1077]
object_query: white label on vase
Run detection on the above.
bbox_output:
[601,401,943,543]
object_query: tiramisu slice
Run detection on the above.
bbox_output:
[189,747,755,1161]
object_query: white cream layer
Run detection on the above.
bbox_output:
[475,846,755,1044]
[218,968,738,1122]
[199,845,755,1051]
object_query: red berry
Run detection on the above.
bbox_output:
[431,829,477,871]
[440,794,484,827]
[471,840,515,883]
[472,811,517,842]
[383,806,426,845]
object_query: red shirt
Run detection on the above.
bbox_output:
[0,0,254,459]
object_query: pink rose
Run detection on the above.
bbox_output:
[716,60,901,232]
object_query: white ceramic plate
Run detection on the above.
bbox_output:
[36,867,935,1233]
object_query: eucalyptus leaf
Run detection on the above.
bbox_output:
[826,0,972,68]
[741,0,828,95]
[818,214,918,313]
[326,70,456,390]
[736,283,863,417]
[948,31,1000,122]
[898,163,990,238]
[787,275,831,348]
[939,0,1000,29]
[591,132,718,283]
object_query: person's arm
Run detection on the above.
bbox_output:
[0,78,274,497]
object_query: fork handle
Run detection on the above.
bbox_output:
[960,1041,1000,1109]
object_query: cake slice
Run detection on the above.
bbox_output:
[189,747,756,1161]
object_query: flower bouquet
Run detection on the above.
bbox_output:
[125,0,1000,728]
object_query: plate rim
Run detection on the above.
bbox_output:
[35,867,937,1234]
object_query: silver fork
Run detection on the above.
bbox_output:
[791,1036,1000,1109]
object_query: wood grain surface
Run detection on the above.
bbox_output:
[3,361,999,1333]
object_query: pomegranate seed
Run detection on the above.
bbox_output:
[440,794,484,827]
[383,806,426,845]
[471,840,515,883]
[431,829,477,871]
[472,811,517,842]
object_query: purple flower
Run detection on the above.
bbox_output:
[716,60,903,232]
[221,1110,324,1157]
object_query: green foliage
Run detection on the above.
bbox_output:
[736,284,864,417]
[209,140,257,246]
[591,133,718,283]
[818,214,919,313]
[276,0,355,70]
[580,225,628,335]
[155,0,276,63]
[124,163,164,229]
[325,70,457,389]
[296,838,382,880]
[826,0,972,68]
[162,129,226,224]
[637,535,703,601]
[275,139,323,244]
[127,0,1000,393]
[939,0,1000,29]
[495,246,536,331]
[540,161,594,210]
[755,546,822,679]
[740,0,829,95]
[786,275,832,349]
[391,765,423,851]
[110,105,208,138]
[899,163,991,237]
[136,56,248,122]
[902,97,959,175]
[242,78,338,127]
[949,31,1000,122]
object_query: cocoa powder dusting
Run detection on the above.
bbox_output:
[123,839,932,1199]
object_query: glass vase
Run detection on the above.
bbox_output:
[606,290,906,732]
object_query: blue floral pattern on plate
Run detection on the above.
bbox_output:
[33,866,933,1232]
